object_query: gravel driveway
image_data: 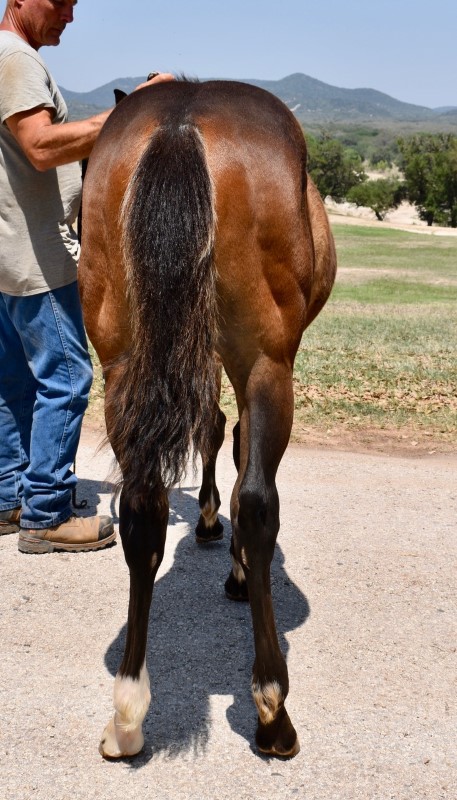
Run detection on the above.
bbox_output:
[1,423,456,800]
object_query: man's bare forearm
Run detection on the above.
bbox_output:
[34,109,113,169]
[6,107,112,171]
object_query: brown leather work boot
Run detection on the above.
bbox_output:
[0,507,21,535]
[18,514,116,554]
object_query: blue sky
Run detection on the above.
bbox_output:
[44,0,456,109]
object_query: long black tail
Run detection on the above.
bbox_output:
[110,121,218,505]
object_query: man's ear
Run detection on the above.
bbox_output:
[113,89,127,105]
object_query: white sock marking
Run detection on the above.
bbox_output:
[252,680,283,725]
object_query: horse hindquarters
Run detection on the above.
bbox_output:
[99,120,219,758]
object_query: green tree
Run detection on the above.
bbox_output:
[307,133,366,201]
[347,178,406,221]
[398,134,457,227]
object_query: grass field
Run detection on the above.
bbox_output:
[88,223,457,455]
[292,225,456,452]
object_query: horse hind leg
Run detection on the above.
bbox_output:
[99,485,169,758]
[231,357,300,758]
[222,420,250,601]
[195,368,226,543]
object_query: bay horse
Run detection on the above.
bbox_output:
[78,79,336,760]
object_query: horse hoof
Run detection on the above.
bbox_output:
[257,736,300,759]
[224,570,249,601]
[255,707,300,759]
[98,715,144,759]
[195,517,223,543]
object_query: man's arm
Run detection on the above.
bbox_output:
[5,72,174,172]
[6,106,111,171]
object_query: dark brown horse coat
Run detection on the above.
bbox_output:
[79,79,336,759]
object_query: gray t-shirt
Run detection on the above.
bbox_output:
[0,31,81,296]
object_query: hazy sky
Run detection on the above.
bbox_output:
[44,0,456,109]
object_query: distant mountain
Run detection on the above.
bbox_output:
[61,77,142,112]
[434,106,457,114]
[432,107,457,124]
[60,73,456,129]
[242,73,436,123]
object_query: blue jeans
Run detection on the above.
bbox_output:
[0,282,93,528]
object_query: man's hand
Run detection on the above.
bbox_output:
[134,73,175,92]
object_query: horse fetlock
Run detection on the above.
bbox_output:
[231,553,246,584]
[200,495,220,529]
[195,488,223,542]
[252,679,284,725]
[224,546,249,600]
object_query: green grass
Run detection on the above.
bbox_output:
[332,279,457,304]
[291,225,457,448]
[334,225,457,278]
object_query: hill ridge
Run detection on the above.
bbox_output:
[61,72,457,128]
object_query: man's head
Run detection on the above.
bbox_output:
[1,0,77,50]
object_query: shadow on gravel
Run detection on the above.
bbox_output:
[72,477,119,523]
[104,484,310,765]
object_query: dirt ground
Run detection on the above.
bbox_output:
[1,203,455,799]
[289,422,455,459]
[1,422,456,800]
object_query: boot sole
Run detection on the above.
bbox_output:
[0,524,20,535]
[18,530,116,554]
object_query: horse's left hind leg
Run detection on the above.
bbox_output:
[99,486,168,758]
[195,402,226,543]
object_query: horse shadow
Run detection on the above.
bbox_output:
[104,482,310,764]
[72,477,119,525]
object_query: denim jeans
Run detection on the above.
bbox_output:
[0,282,93,528]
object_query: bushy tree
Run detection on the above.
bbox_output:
[347,178,406,221]
[307,133,366,201]
[398,134,457,227]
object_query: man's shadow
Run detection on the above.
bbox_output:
[104,482,310,764]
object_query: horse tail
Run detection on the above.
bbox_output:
[111,121,218,504]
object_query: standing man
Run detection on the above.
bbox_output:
[0,0,171,553]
